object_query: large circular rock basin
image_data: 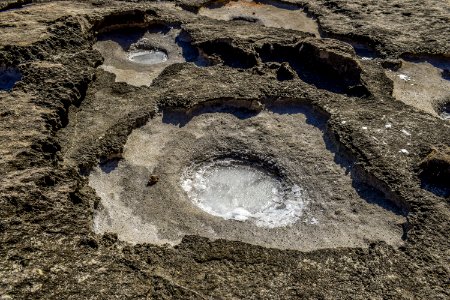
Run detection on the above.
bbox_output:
[89,100,406,251]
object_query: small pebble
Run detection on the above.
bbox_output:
[147,175,159,186]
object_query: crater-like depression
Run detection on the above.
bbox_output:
[198,0,320,36]
[386,57,450,117]
[89,100,407,251]
[181,159,304,227]
[94,25,206,86]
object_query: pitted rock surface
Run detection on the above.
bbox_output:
[1,1,449,299]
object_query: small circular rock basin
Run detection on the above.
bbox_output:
[127,50,168,65]
[181,159,304,228]
[93,26,204,87]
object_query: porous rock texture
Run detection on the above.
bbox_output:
[0,0,449,299]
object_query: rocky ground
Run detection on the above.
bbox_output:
[0,0,449,299]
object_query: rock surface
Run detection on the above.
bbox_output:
[0,0,449,299]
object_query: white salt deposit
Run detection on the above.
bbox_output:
[309,217,319,225]
[401,129,411,136]
[127,50,168,65]
[398,74,411,81]
[181,159,306,228]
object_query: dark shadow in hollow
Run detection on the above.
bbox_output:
[442,70,450,81]
[93,9,156,34]
[256,0,301,10]
[162,99,259,127]
[352,43,378,59]
[318,33,378,59]
[266,101,327,129]
[257,43,370,97]
[230,16,262,24]
[0,67,22,91]
[99,158,120,174]
[97,28,146,50]
[419,180,449,199]
[97,25,170,51]
[352,181,405,215]
[175,31,210,67]
[198,40,257,69]
[205,0,226,9]
[0,0,32,13]
[418,148,450,198]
